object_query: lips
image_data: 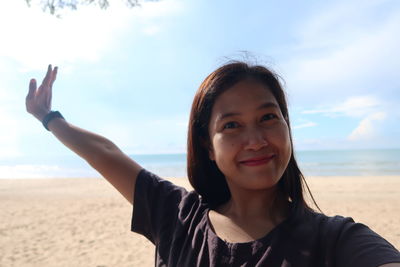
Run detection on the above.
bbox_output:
[239,155,275,166]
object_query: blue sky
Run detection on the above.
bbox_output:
[0,0,399,160]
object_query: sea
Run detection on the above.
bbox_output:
[1,149,399,179]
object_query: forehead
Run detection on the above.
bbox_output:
[212,80,279,112]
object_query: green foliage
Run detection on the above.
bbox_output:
[25,0,143,16]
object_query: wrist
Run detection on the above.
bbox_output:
[32,109,50,122]
[42,111,65,131]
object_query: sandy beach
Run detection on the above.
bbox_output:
[1,176,399,267]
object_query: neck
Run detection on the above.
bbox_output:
[217,186,289,225]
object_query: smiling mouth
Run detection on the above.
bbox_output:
[239,155,275,166]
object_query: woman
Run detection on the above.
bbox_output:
[26,63,400,266]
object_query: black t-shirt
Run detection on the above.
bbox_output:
[131,169,400,267]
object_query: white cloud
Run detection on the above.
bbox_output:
[146,117,188,129]
[296,0,393,48]
[302,95,381,117]
[285,0,400,98]
[93,114,188,154]
[0,108,21,158]
[0,0,183,71]
[131,0,183,18]
[348,112,387,141]
[284,0,400,150]
[293,138,325,151]
[293,121,317,129]
[0,0,186,158]
[0,74,27,159]
[133,0,183,36]
[0,2,116,70]
[142,25,162,35]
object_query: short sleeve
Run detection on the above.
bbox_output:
[131,169,189,245]
[334,217,400,267]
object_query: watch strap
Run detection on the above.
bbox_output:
[42,111,64,131]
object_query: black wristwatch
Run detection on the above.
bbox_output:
[42,111,64,131]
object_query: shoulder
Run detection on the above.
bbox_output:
[132,169,206,243]
[294,210,400,267]
[307,211,355,233]
[282,209,353,250]
[136,168,206,217]
[136,169,190,200]
[296,210,385,247]
[284,208,352,236]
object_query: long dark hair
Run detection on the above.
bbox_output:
[187,61,319,216]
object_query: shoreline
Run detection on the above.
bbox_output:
[1,174,399,180]
[1,176,399,266]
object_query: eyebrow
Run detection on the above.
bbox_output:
[216,102,280,121]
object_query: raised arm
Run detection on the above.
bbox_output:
[25,65,142,204]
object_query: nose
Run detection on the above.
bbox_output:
[243,126,268,151]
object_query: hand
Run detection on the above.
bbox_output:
[26,64,58,121]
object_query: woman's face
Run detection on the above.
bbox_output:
[208,80,291,192]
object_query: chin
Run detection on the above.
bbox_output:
[236,172,281,190]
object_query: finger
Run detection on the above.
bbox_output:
[27,79,37,99]
[46,66,57,107]
[41,64,52,87]
[39,65,53,97]
[49,66,58,88]
[47,83,52,108]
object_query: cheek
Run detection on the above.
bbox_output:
[274,125,292,160]
[212,134,241,158]
[278,128,291,147]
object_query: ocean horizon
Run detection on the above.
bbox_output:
[1,149,399,179]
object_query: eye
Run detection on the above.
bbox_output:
[223,121,239,129]
[261,113,278,121]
